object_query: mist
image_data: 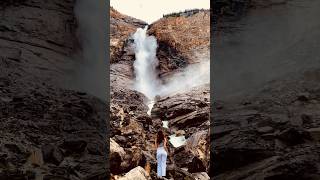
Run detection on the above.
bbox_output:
[69,0,107,101]
[160,53,210,96]
[213,0,320,100]
[132,27,210,108]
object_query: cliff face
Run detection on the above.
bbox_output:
[110,7,147,64]
[213,0,320,179]
[0,1,107,179]
[149,10,210,77]
[0,0,77,85]
[110,8,210,179]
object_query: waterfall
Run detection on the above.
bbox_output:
[132,27,208,148]
[132,26,210,116]
[132,26,160,115]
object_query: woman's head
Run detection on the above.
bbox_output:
[157,130,165,144]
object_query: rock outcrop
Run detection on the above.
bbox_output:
[213,69,320,179]
[148,10,210,78]
[0,1,107,179]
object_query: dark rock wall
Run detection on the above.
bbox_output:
[0,0,107,179]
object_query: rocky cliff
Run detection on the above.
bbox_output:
[213,0,320,179]
[110,8,210,180]
[0,1,107,179]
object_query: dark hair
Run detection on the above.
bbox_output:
[157,130,165,145]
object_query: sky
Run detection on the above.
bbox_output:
[110,0,210,24]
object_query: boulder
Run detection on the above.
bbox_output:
[110,139,125,174]
[185,130,210,169]
[192,172,210,180]
[118,166,150,180]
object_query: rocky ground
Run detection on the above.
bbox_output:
[110,8,210,180]
[212,0,320,179]
[0,0,107,179]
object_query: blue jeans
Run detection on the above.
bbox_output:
[157,147,167,177]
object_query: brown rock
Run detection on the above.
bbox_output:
[117,166,150,180]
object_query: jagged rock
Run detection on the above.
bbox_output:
[117,166,150,180]
[188,157,207,173]
[110,138,125,174]
[153,85,209,136]
[149,10,210,77]
[42,144,63,165]
[185,130,210,169]
[192,172,210,180]
[173,146,194,168]
[110,7,147,63]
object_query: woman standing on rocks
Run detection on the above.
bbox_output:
[155,130,168,177]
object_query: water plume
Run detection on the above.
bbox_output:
[132,26,161,100]
[68,0,107,101]
[132,27,210,115]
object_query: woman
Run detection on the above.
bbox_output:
[155,130,168,177]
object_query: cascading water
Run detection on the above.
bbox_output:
[132,26,160,115]
[132,26,209,147]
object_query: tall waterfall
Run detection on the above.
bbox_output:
[132,26,160,115]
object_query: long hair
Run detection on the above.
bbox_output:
[157,130,165,145]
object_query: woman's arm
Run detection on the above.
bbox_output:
[164,137,168,152]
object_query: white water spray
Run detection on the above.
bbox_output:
[133,26,160,99]
[132,26,210,117]
[132,26,160,115]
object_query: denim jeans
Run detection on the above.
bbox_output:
[157,146,167,177]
